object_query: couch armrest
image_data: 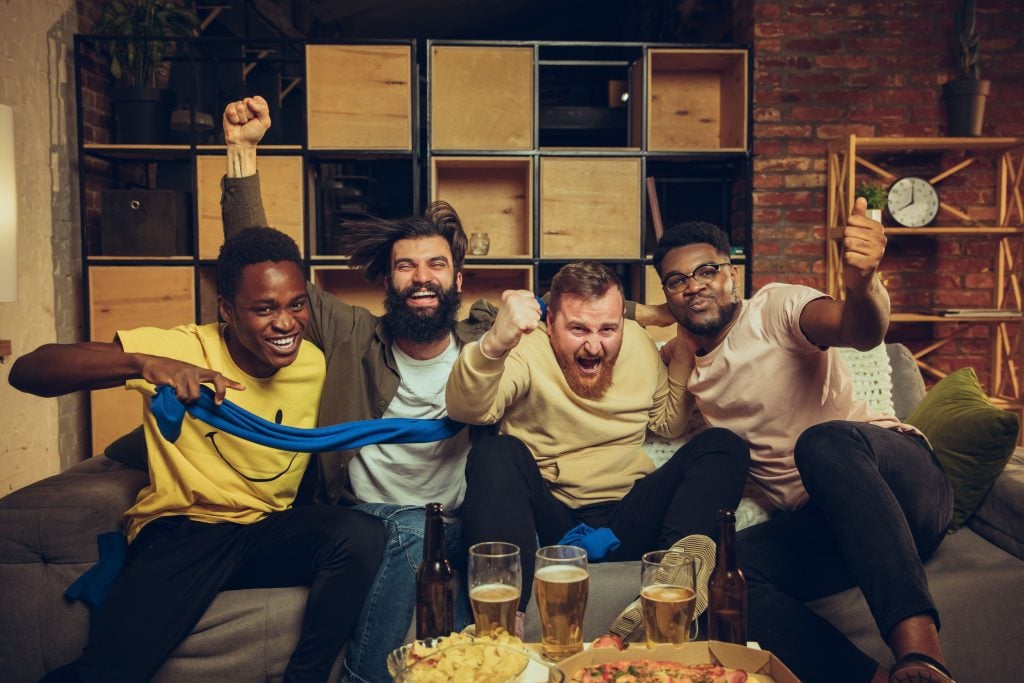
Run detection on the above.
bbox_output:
[0,456,148,565]
[968,448,1024,561]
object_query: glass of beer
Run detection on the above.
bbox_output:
[640,550,700,647]
[468,542,522,636]
[534,545,589,661]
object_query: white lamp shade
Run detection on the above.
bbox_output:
[0,104,16,302]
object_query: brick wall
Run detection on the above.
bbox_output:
[747,0,1024,387]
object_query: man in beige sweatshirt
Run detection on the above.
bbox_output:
[445,260,749,624]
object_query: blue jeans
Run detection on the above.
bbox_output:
[738,422,953,683]
[343,504,471,683]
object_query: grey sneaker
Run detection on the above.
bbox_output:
[607,534,717,642]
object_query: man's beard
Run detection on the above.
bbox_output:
[554,347,618,400]
[382,280,461,345]
[680,283,740,338]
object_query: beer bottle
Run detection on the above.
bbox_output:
[707,508,747,644]
[415,502,454,639]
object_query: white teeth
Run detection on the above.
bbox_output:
[268,336,295,348]
[410,291,435,298]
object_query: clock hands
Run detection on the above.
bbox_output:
[897,182,916,211]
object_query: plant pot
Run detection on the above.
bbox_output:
[942,79,990,137]
[110,86,176,144]
[866,208,883,223]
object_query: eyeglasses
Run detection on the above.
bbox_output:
[661,262,730,294]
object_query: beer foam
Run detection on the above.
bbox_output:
[535,564,588,583]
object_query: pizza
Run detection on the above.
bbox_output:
[570,660,749,683]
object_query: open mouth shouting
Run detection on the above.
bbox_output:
[577,354,603,376]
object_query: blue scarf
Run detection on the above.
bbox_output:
[150,384,466,448]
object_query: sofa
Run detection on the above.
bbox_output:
[2,343,1022,682]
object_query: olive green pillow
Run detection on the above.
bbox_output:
[906,368,1020,531]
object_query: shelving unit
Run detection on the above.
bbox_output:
[826,135,1024,432]
[426,40,751,321]
[74,36,751,452]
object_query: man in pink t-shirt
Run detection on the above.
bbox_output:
[653,199,954,683]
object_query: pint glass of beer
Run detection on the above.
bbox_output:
[534,545,589,661]
[468,542,522,636]
[640,550,700,647]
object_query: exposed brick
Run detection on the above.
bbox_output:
[783,38,843,53]
[815,55,872,70]
[783,173,827,189]
[753,157,811,172]
[756,123,814,138]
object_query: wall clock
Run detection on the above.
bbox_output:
[886,176,940,227]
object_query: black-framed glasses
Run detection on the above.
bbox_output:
[661,262,730,293]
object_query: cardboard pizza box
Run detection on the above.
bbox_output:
[556,641,799,683]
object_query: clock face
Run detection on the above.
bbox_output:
[886,177,939,227]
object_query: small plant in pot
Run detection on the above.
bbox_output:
[942,0,990,137]
[94,0,198,144]
[856,182,887,223]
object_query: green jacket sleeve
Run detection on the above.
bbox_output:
[221,173,269,237]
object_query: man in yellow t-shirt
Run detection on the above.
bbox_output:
[10,227,385,683]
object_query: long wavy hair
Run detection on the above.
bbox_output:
[340,201,468,282]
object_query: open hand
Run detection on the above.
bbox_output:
[223,96,271,148]
[139,355,245,405]
[843,196,886,293]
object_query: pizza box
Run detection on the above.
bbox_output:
[555,641,799,683]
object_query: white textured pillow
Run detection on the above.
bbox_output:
[837,344,895,415]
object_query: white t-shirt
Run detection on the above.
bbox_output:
[348,334,470,512]
[688,283,918,511]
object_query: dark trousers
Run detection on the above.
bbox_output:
[739,421,953,683]
[47,505,386,683]
[461,428,750,608]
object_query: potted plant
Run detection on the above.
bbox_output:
[942,0,991,137]
[93,0,198,144]
[856,182,887,223]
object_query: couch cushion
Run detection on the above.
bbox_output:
[885,343,926,421]
[968,447,1024,560]
[103,425,148,470]
[906,368,1021,530]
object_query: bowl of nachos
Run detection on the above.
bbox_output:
[387,631,564,683]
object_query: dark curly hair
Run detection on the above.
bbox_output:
[340,201,468,282]
[653,221,731,276]
[217,227,303,302]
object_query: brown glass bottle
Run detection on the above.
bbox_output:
[415,502,454,639]
[707,508,747,644]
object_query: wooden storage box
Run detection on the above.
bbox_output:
[647,49,747,152]
[88,265,195,453]
[540,156,641,259]
[431,157,533,258]
[100,189,191,256]
[196,154,305,260]
[460,265,533,310]
[312,267,385,316]
[306,44,413,150]
[430,45,534,151]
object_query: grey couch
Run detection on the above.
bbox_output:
[2,344,1023,682]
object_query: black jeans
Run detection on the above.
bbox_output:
[739,421,953,683]
[461,428,750,608]
[46,505,386,683]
